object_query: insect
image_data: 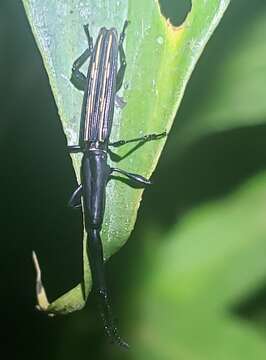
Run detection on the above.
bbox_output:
[68,21,166,348]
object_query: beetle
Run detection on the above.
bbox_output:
[68,20,166,348]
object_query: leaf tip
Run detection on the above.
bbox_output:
[32,251,54,315]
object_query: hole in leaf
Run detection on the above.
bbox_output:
[159,0,192,27]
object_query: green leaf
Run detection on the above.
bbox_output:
[134,311,266,360]
[22,0,230,313]
[127,172,266,359]
[147,173,266,309]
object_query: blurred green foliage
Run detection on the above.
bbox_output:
[1,0,266,359]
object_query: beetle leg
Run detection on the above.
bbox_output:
[109,131,166,147]
[116,20,129,92]
[68,145,82,153]
[110,167,151,186]
[71,26,93,91]
[71,48,91,91]
[83,24,93,51]
[68,184,83,209]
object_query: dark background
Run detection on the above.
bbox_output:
[1,0,266,358]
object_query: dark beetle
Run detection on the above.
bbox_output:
[68,21,165,348]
